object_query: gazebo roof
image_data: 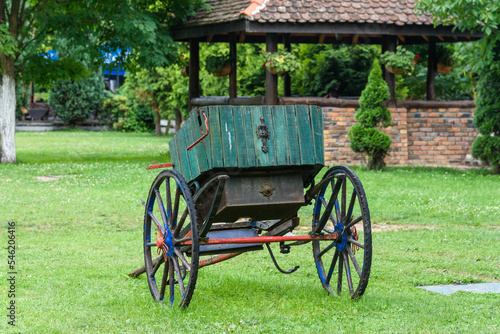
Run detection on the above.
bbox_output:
[172,0,481,44]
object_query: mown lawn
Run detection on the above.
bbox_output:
[1,131,499,333]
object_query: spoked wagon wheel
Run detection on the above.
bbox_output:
[143,169,199,307]
[311,166,372,298]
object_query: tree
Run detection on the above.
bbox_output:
[0,0,204,163]
[348,59,392,170]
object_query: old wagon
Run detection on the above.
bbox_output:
[133,105,372,307]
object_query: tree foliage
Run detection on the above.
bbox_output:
[348,59,392,170]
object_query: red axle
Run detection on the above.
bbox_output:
[185,233,338,245]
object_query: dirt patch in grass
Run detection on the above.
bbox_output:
[35,175,63,182]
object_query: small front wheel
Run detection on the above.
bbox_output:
[311,166,372,298]
[143,170,199,307]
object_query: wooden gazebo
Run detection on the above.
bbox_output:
[172,0,482,107]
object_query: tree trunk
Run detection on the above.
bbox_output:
[174,108,182,133]
[154,110,161,136]
[165,119,171,135]
[0,71,17,163]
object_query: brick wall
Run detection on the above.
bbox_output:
[323,106,479,168]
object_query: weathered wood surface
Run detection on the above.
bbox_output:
[169,105,324,183]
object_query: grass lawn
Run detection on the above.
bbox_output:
[1,130,499,333]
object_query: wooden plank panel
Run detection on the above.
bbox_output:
[175,124,192,182]
[273,106,289,165]
[169,134,182,174]
[190,109,210,174]
[220,105,238,167]
[209,106,224,168]
[250,106,270,167]
[183,117,201,180]
[309,105,325,165]
[232,106,249,168]
[203,106,213,170]
[285,105,301,166]
[241,106,257,167]
[263,105,277,166]
[296,105,315,165]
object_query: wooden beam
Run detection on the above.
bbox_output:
[382,36,397,106]
[207,34,214,42]
[284,34,291,97]
[398,35,405,43]
[427,38,437,101]
[229,34,237,99]
[319,34,326,44]
[437,35,444,42]
[188,38,200,112]
[352,34,359,44]
[422,35,429,42]
[239,31,246,43]
[265,33,279,105]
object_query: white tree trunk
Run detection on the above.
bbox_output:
[0,74,17,163]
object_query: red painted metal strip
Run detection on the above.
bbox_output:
[198,252,243,268]
[147,163,174,170]
[184,234,337,245]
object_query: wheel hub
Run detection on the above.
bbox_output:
[157,230,175,259]
[333,222,347,251]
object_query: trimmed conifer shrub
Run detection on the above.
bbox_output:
[471,63,500,174]
[348,59,392,170]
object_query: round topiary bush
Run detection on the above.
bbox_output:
[50,74,104,126]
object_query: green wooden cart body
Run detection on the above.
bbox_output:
[169,105,325,184]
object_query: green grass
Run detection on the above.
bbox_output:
[1,131,499,333]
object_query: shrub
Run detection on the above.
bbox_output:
[348,59,392,170]
[50,73,104,126]
[472,61,500,174]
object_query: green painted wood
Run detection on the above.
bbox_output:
[232,106,249,168]
[272,106,289,165]
[263,106,277,166]
[285,105,301,166]
[208,106,224,168]
[175,123,192,182]
[241,106,257,167]
[203,106,214,170]
[190,109,210,173]
[296,105,315,165]
[183,118,201,179]
[219,105,238,167]
[169,134,182,175]
[309,105,325,165]
[250,106,270,167]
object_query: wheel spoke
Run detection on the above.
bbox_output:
[343,251,354,295]
[165,178,173,226]
[346,245,362,277]
[321,198,337,225]
[147,210,164,235]
[173,256,186,297]
[174,248,192,272]
[345,216,362,230]
[347,237,365,249]
[337,254,343,295]
[341,179,346,222]
[318,241,336,258]
[174,236,192,245]
[152,256,165,277]
[346,190,357,224]
[169,258,175,304]
[160,260,169,300]
[154,188,168,228]
[174,207,188,237]
[326,250,339,285]
[172,183,181,230]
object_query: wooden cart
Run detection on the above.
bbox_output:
[133,105,372,307]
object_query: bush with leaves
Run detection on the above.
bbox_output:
[472,62,500,174]
[49,73,104,126]
[348,59,392,170]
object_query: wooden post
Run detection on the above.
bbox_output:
[229,34,237,99]
[189,38,200,112]
[427,38,437,101]
[382,36,397,106]
[284,34,291,97]
[265,33,278,105]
